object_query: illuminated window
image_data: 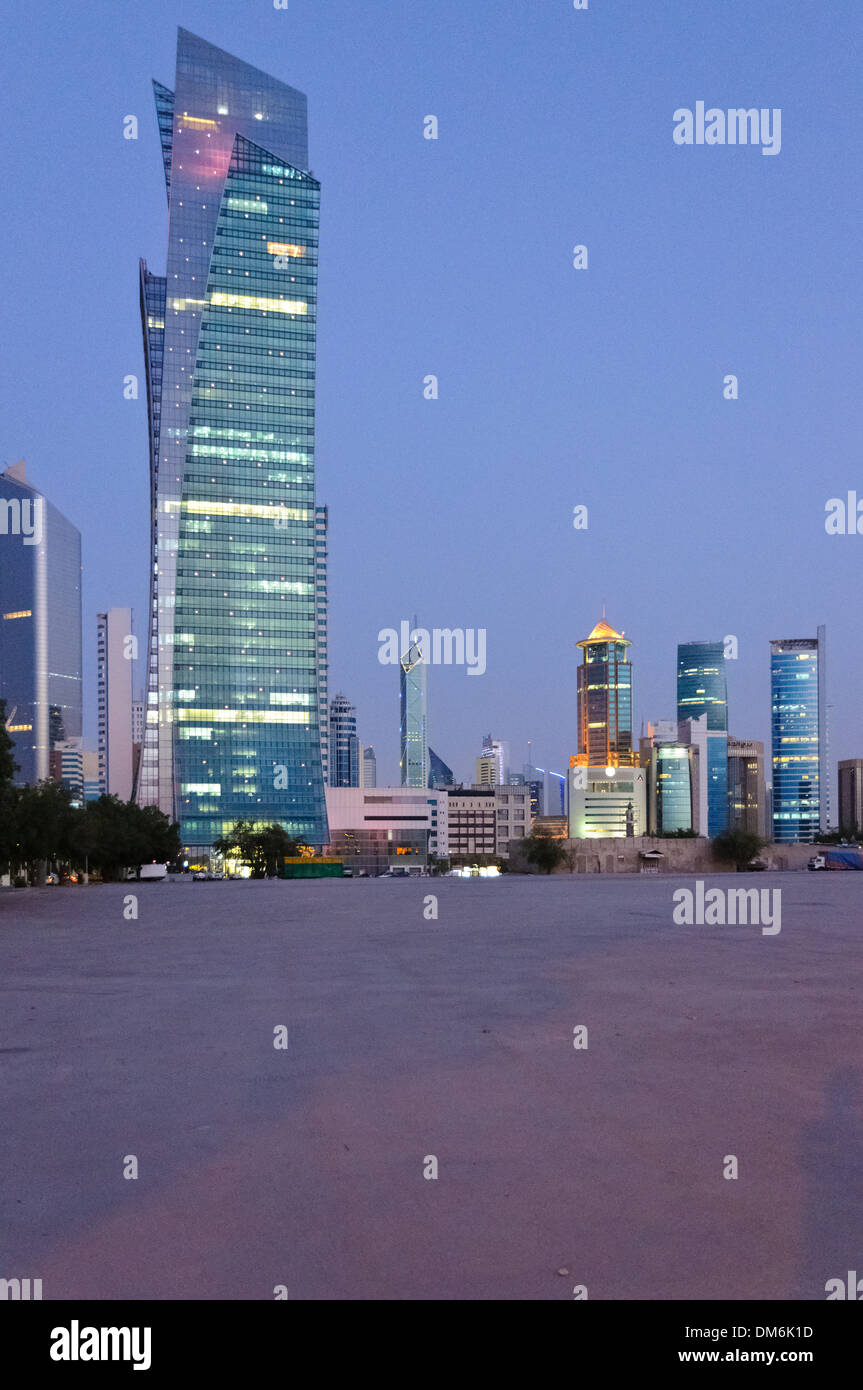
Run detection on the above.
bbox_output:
[209,291,306,315]
[267,241,305,258]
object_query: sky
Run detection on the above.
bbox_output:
[2,0,861,797]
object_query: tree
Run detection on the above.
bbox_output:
[214,820,300,877]
[73,797,181,881]
[523,832,567,875]
[9,780,78,882]
[712,828,766,871]
[0,700,19,872]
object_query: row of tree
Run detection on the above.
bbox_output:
[0,703,180,883]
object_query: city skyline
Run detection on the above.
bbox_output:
[2,2,860,803]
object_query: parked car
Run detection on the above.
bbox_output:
[342,868,354,878]
[748,858,768,871]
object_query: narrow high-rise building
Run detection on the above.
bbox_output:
[770,629,828,842]
[677,641,729,837]
[838,760,863,835]
[97,608,134,800]
[570,617,643,837]
[329,693,359,788]
[360,744,377,788]
[575,618,635,769]
[727,737,767,839]
[477,734,509,786]
[136,29,328,851]
[400,634,428,788]
[0,460,82,784]
[315,504,329,785]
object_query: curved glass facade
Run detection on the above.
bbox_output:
[136,29,327,849]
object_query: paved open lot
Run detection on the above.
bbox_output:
[1,874,861,1300]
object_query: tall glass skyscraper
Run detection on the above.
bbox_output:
[677,642,729,837]
[136,29,327,850]
[575,618,635,767]
[329,693,359,788]
[770,628,827,842]
[400,636,428,788]
[0,461,82,785]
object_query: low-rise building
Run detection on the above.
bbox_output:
[324,786,446,875]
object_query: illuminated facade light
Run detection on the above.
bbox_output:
[267,241,305,258]
[209,291,306,314]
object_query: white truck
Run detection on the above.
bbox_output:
[138,863,168,881]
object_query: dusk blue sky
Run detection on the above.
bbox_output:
[3,0,861,797]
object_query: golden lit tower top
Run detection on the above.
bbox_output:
[575,617,636,767]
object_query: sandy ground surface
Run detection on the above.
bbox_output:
[0,873,861,1300]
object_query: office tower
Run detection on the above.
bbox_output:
[677,642,729,837]
[136,29,328,850]
[400,634,428,788]
[476,753,497,785]
[727,737,767,838]
[50,739,85,808]
[641,723,695,836]
[360,744,377,788]
[315,504,329,785]
[329,693,359,787]
[838,759,863,834]
[0,460,82,784]
[478,734,509,786]
[576,618,635,768]
[428,746,454,789]
[96,609,135,800]
[770,629,827,843]
[677,714,708,835]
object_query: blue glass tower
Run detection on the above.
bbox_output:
[400,637,428,788]
[677,642,729,837]
[0,462,82,786]
[770,629,827,843]
[137,30,327,849]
